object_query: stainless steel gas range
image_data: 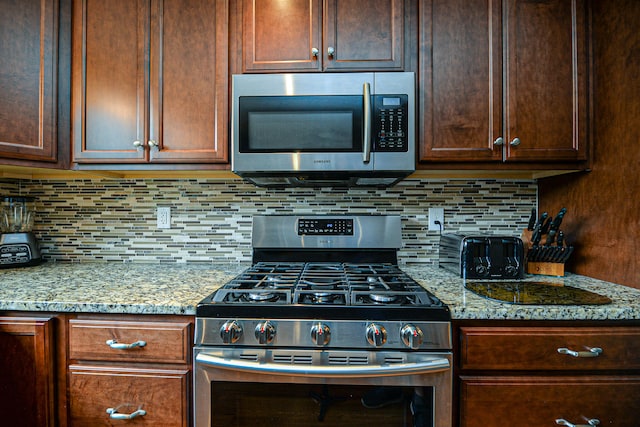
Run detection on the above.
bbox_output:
[194,215,452,427]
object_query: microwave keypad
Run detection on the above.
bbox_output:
[374,95,409,151]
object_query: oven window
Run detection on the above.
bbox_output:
[238,96,364,152]
[210,383,432,427]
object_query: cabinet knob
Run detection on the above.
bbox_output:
[556,418,600,427]
[106,407,147,420]
[133,140,144,149]
[327,46,335,57]
[311,47,319,58]
[493,137,504,146]
[509,137,521,146]
[148,140,158,148]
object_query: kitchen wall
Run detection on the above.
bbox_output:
[539,0,639,289]
[2,178,536,265]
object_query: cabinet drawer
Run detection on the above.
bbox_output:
[69,365,189,427]
[69,319,192,363]
[459,326,640,371]
[460,375,640,427]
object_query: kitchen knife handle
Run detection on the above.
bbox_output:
[557,347,603,358]
[362,82,372,163]
[527,208,536,230]
[556,418,600,427]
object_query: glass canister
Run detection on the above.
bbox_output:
[1,196,36,233]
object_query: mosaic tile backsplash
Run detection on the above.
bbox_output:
[2,178,536,265]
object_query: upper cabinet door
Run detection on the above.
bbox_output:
[72,0,148,162]
[419,0,503,162]
[243,0,322,72]
[419,0,589,165]
[148,0,229,163]
[323,0,405,71]
[0,0,58,162]
[503,0,588,162]
[73,0,229,164]
[242,0,405,73]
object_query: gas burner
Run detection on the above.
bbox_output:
[248,291,280,302]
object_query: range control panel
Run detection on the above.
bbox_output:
[373,94,409,152]
[297,218,354,235]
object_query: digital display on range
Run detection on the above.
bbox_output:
[298,219,354,235]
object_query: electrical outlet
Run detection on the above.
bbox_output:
[157,206,171,229]
[428,207,444,231]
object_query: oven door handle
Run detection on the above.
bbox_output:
[196,353,450,377]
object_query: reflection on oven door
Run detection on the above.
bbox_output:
[211,383,432,427]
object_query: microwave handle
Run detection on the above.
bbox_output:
[363,82,372,163]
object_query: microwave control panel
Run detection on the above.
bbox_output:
[373,95,409,152]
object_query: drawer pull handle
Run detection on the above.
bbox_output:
[106,407,147,420]
[106,339,147,350]
[557,347,602,358]
[556,418,600,426]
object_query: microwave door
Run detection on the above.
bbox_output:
[234,94,374,173]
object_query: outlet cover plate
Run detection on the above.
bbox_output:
[157,206,171,229]
[428,207,444,231]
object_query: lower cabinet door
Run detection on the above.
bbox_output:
[460,376,640,427]
[69,365,189,426]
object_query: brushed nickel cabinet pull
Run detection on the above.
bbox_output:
[557,347,602,358]
[106,407,147,420]
[106,339,147,350]
[556,418,600,426]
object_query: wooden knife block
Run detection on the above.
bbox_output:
[521,229,565,277]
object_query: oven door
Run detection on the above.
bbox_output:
[194,347,452,427]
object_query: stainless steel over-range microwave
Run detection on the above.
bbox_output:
[231,72,416,187]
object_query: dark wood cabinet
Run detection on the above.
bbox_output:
[242,0,406,73]
[457,325,640,426]
[0,315,56,427]
[67,315,193,426]
[0,0,59,163]
[72,0,229,164]
[419,0,589,165]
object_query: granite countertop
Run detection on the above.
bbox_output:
[1,262,639,320]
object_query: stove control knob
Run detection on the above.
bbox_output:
[401,324,424,349]
[220,320,243,344]
[365,323,387,347]
[310,322,331,346]
[255,321,276,344]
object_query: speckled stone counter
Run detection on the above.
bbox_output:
[0,262,246,315]
[404,265,640,321]
[1,262,639,320]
